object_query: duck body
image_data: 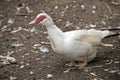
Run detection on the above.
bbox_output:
[29,13,110,67]
[46,24,97,62]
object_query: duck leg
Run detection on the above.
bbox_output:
[77,56,88,69]
[65,61,76,67]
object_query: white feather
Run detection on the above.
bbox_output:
[31,13,110,62]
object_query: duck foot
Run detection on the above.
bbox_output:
[65,61,76,67]
[76,56,88,69]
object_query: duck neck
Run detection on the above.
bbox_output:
[43,22,63,53]
[45,22,63,39]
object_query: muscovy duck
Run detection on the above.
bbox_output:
[29,13,112,68]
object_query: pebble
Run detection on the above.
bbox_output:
[93,78,97,80]
[47,74,53,79]
[8,18,15,24]
[65,5,69,9]
[30,71,34,74]
[104,69,109,71]
[26,63,30,66]
[31,27,36,33]
[60,11,64,17]
[39,46,49,53]
[10,76,17,80]
[92,5,96,9]
[80,5,85,10]
[24,53,30,56]
[92,10,96,14]
[89,24,96,28]
[118,72,120,74]
[118,35,120,38]
[65,21,72,27]
[54,6,58,9]
[114,61,119,64]
[35,58,40,61]
[20,65,25,69]
[109,70,117,73]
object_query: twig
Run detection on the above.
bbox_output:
[41,42,51,45]
[113,13,120,17]
[102,2,112,15]
[105,32,120,38]
[82,66,104,80]
[85,65,103,69]
[100,27,120,31]
[102,2,120,19]
[111,0,120,5]
[0,19,5,26]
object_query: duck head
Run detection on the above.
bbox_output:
[29,13,54,25]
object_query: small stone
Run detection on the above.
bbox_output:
[42,55,45,58]
[65,21,72,27]
[24,53,30,56]
[36,57,40,61]
[31,27,36,33]
[118,35,120,38]
[54,6,58,9]
[104,69,109,71]
[26,6,33,13]
[80,5,85,10]
[20,65,25,69]
[20,61,24,64]
[114,61,119,64]
[93,78,97,80]
[92,5,96,9]
[30,71,34,74]
[60,11,64,17]
[92,10,96,14]
[109,70,117,73]
[26,63,30,66]
[89,24,96,28]
[118,72,120,74]
[10,76,17,80]
[47,36,50,39]
[8,18,15,24]
[18,49,22,52]
[47,74,53,79]
[65,5,69,9]
[39,46,49,53]
[39,68,42,70]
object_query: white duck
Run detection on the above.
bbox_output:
[29,13,112,68]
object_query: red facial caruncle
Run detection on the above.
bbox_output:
[35,15,46,23]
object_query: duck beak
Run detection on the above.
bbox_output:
[29,20,36,25]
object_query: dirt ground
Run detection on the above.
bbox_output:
[0,0,120,80]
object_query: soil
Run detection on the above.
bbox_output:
[0,0,120,80]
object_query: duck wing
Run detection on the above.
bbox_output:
[64,29,110,45]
